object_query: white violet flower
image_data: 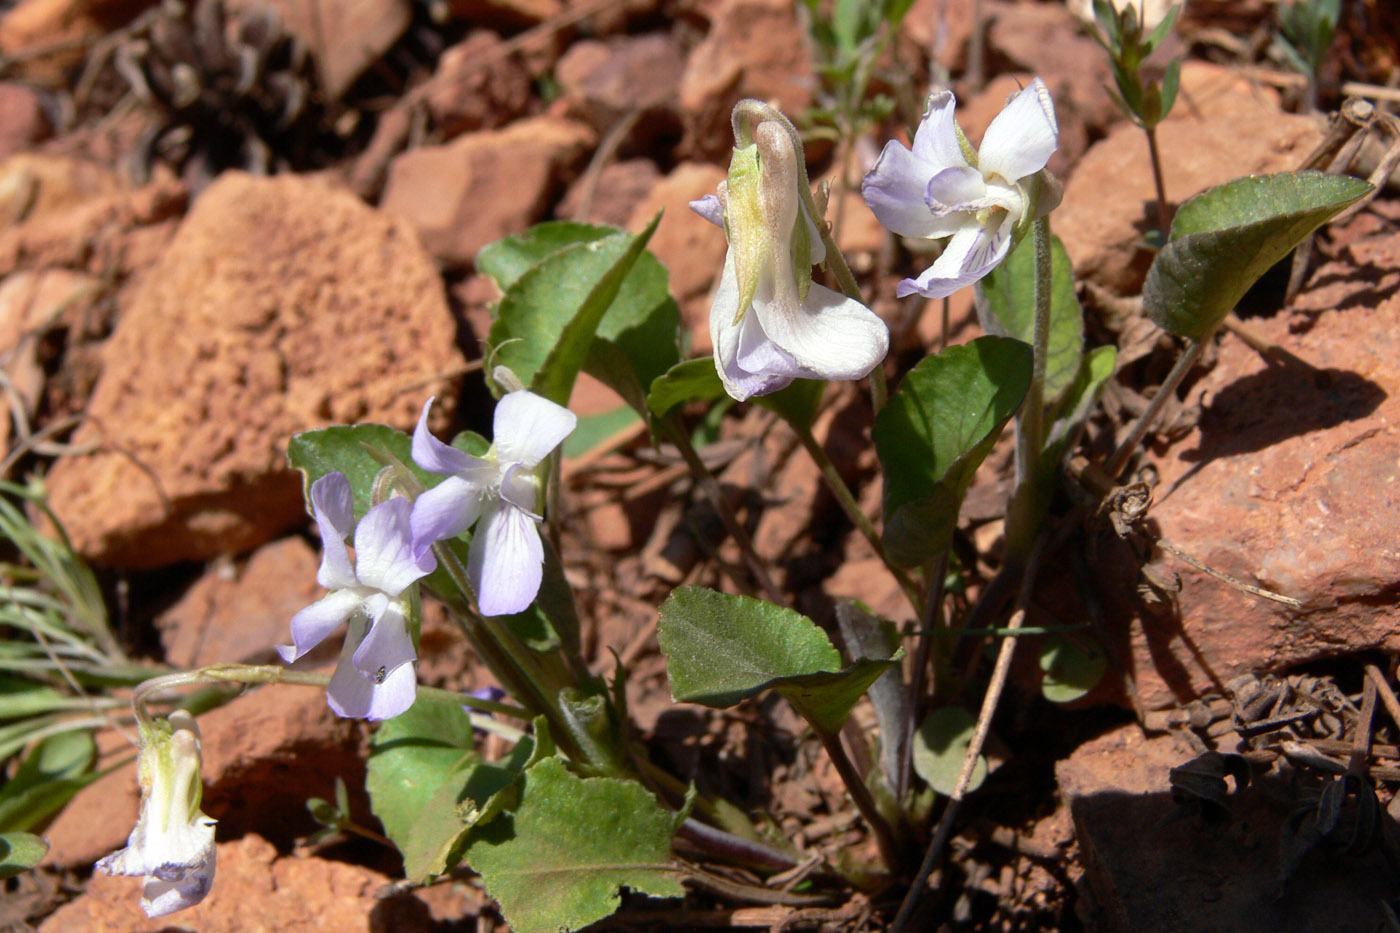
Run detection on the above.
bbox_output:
[410,390,576,617]
[279,471,433,721]
[861,77,1059,299]
[97,711,217,918]
[690,108,888,402]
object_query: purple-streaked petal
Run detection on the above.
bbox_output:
[754,282,889,382]
[710,254,798,400]
[351,594,416,677]
[689,193,724,227]
[412,397,486,476]
[410,474,486,562]
[896,220,1013,299]
[861,141,966,240]
[469,502,544,617]
[353,498,432,596]
[925,165,988,213]
[978,77,1058,184]
[278,588,362,662]
[325,616,417,721]
[309,473,357,590]
[911,91,971,169]
[491,391,577,467]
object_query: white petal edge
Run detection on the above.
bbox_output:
[351,595,417,679]
[978,77,1058,184]
[353,498,430,596]
[754,283,890,382]
[896,220,1013,299]
[278,588,363,662]
[412,397,483,476]
[409,474,487,562]
[911,91,971,169]
[491,390,578,467]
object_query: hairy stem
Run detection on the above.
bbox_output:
[817,727,902,873]
[1145,125,1170,238]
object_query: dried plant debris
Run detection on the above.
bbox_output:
[77,0,325,184]
[1169,750,1252,822]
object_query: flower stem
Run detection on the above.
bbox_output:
[131,664,533,724]
[1105,336,1203,478]
[816,726,902,873]
[657,413,786,606]
[1145,125,1170,238]
[891,534,1048,932]
[1017,216,1054,475]
[789,421,922,616]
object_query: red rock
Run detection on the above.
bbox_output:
[423,30,535,139]
[156,537,322,669]
[556,33,686,149]
[42,172,465,569]
[0,0,151,84]
[1116,229,1400,710]
[0,82,48,157]
[558,158,661,228]
[229,0,410,100]
[380,115,595,269]
[42,834,438,932]
[899,0,975,75]
[985,0,1120,131]
[1058,724,1394,931]
[448,0,560,29]
[1056,75,1319,296]
[678,0,813,160]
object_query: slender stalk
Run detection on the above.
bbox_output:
[790,422,923,615]
[816,727,901,873]
[1144,125,1170,238]
[131,664,531,721]
[870,362,888,414]
[891,535,1048,932]
[658,414,786,605]
[902,554,948,800]
[1105,336,1203,477]
[1016,217,1054,478]
[677,818,799,873]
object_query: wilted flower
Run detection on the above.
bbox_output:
[97,711,217,918]
[279,471,432,720]
[410,391,576,617]
[861,77,1059,299]
[691,105,888,402]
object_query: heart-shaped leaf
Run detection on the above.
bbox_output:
[658,587,897,733]
[1039,637,1108,704]
[0,832,46,880]
[874,336,1033,568]
[912,706,986,796]
[1143,171,1371,339]
[464,757,683,933]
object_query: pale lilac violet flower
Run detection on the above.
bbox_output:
[410,391,576,617]
[690,115,888,402]
[279,472,432,721]
[97,711,217,918]
[861,77,1059,299]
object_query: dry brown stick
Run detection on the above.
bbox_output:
[1366,665,1400,740]
[1243,66,1400,105]
[1153,536,1304,609]
[1350,675,1379,777]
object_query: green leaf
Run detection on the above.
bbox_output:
[0,676,92,719]
[657,587,897,733]
[912,706,986,796]
[477,222,613,292]
[369,699,543,882]
[976,232,1084,403]
[367,697,477,852]
[1040,637,1107,704]
[874,337,1033,568]
[1143,171,1372,339]
[0,730,98,832]
[488,214,662,407]
[834,600,908,791]
[0,832,46,879]
[464,757,683,933]
[1044,345,1118,465]
[646,358,725,418]
[287,424,432,519]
